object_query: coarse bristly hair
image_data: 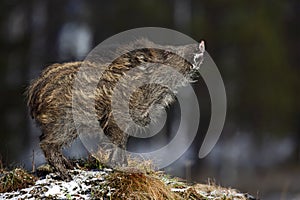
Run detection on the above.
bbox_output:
[26,38,205,180]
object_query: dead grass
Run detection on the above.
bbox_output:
[0,156,255,200]
[87,152,253,199]
[90,168,253,200]
[103,171,181,200]
[0,168,37,193]
[92,148,156,173]
[187,184,250,200]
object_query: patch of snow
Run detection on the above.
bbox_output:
[0,168,112,200]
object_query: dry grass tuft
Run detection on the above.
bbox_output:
[87,153,254,200]
[0,168,37,193]
[184,183,251,200]
[102,171,181,200]
[93,148,156,173]
[126,156,155,173]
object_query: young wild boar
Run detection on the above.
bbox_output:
[27,39,205,180]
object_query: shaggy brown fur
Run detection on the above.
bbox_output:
[26,39,205,180]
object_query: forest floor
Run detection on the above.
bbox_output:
[0,158,257,199]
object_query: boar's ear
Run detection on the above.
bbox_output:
[199,41,205,54]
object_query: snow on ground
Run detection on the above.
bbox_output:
[0,168,112,200]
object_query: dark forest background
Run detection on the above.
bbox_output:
[0,0,299,199]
